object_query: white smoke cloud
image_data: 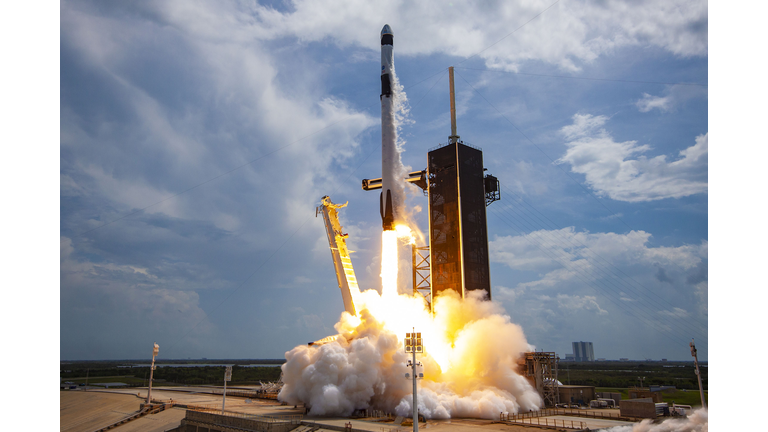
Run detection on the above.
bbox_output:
[278,291,543,419]
[604,408,707,432]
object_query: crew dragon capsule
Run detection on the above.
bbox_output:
[379,24,402,231]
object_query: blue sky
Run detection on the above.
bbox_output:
[57,0,711,361]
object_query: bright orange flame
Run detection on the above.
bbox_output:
[342,224,454,373]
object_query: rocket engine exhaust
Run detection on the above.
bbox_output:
[380,24,402,231]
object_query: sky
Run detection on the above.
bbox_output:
[56,0,713,361]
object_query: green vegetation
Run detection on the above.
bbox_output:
[60,361,284,386]
[596,387,708,408]
[560,361,706,390]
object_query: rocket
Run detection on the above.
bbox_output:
[380,24,401,231]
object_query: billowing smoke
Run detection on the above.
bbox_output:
[604,408,707,432]
[278,290,543,419]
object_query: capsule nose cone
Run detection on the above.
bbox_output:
[381,24,393,38]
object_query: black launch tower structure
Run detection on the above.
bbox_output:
[428,140,498,300]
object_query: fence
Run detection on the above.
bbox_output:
[187,404,303,424]
[504,416,586,429]
[503,408,627,421]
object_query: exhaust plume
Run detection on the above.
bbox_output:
[279,290,543,419]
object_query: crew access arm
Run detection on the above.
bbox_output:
[316,196,359,316]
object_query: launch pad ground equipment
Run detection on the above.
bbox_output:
[222,365,232,415]
[519,352,560,407]
[317,196,359,316]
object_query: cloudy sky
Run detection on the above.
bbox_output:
[57,0,711,361]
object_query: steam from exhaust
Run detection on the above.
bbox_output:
[604,408,707,432]
[278,290,543,419]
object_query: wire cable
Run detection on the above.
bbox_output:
[453,68,634,232]
[457,0,561,66]
[490,183,707,344]
[455,66,708,87]
[488,205,704,349]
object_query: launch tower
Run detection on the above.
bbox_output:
[428,67,499,301]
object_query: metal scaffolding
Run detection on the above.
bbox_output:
[520,352,560,407]
[412,245,431,308]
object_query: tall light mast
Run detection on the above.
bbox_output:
[690,339,706,408]
[405,331,423,432]
[146,342,159,406]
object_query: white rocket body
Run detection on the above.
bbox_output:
[380,24,402,231]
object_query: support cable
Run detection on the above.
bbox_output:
[456,0,561,66]
[454,68,634,231]
[490,185,707,344]
[454,66,707,87]
[495,180,707,340]
[488,205,702,349]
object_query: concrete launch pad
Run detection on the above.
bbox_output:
[61,387,640,431]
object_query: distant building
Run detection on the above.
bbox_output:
[620,358,629,361]
[564,354,574,361]
[572,341,594,362]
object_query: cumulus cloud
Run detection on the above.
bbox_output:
[60,236,214,358]
[636,85,708,113]
[251,0,707,71]
[557,114,707,202]
[488,228,708,359]
[490,227,706,275]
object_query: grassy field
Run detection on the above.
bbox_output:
[596,387,708,408]
[61,364,283,385]
[561,361,706,390]
[61,375,151,386]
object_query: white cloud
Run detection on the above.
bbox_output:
[557,114,707,202]
[636,85,708,113]
[489,229,707,358]
[555,294,608,315]
[490,227,707,281]
[249,0,707,71]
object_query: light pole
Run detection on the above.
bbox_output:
[146,343,159,406]
[405,330,423,432]
[690,339,706,408]
[222,366,232,415]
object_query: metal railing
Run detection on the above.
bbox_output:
[504,408,626,421]
[187,405,303,424]
[504,416,586,429]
